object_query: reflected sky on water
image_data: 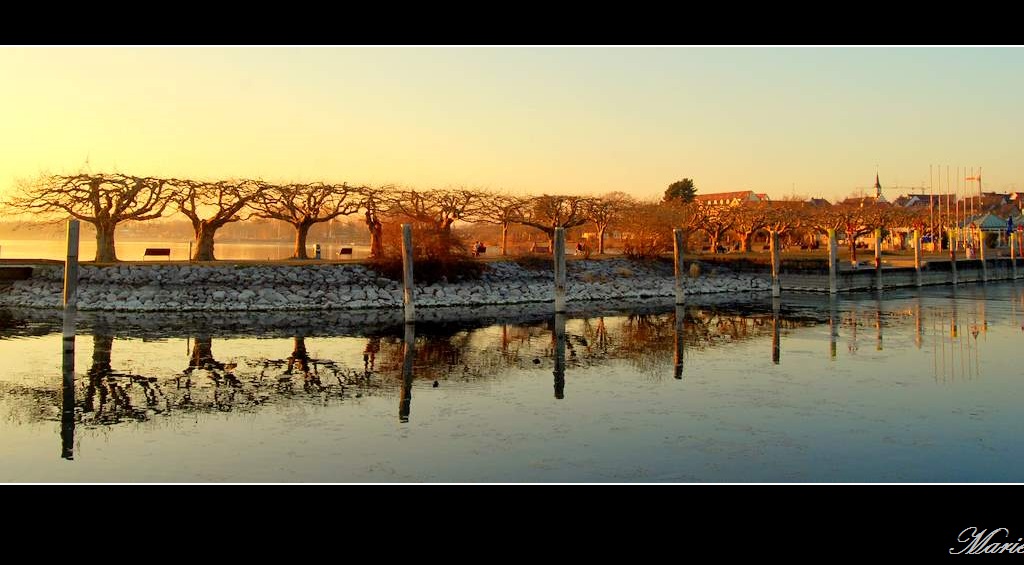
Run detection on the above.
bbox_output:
[1,285,1023,482]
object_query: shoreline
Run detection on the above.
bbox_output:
[0,257,771,312]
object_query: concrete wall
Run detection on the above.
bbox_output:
[779,258,1022,292]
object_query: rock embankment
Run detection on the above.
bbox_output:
[0,258,771,311]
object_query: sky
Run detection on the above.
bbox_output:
[1,46,1021,203]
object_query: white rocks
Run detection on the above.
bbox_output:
[0,259,771,312]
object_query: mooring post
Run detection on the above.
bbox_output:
[913,229,922,287]
[673,228,685,305]
[1011,232,1019,280]
[979,232,988,282]
[401,224,415,323]
[770,231,781,298]
[63,220,80,309]
[949,228,958,285]
[554,227,567,313]
[874,228,883,291]
[828,228,838,294]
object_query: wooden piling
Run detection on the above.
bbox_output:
[1012,233,1019,280]
[979,234,988,282]
[554,227,567,313]
[913,229,922,287]
[874,228,882,291]
[673,228,685,305]
[401,224,415,323]
[770,231,781,298]
[828,228,838,295]
[63,220,80,309]
[949,228,958,285]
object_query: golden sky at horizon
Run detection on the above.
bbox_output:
[2,46,1021,204]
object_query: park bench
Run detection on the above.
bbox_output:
[532,246,550,254]
[338,247,353,256]
[143,248,172,260]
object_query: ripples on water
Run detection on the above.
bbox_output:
[1,285,1023,482]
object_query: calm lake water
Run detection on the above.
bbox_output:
[2,285,1023,482]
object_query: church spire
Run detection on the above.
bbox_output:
[874,173,881,198]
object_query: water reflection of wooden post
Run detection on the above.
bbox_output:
[674,305,685,379]
[874,228,883,292]
[979,234,988,282]
[913,229,922,287]
[771,297,781,365]
[673,228,685,305]
[553,313,566,399]
[828,228,838,295]
[770,231,781,298]
[914,295,923,349]
[875,297,883,351]
[828,295,839,359]
[60,308,76,460]
[400,322,415,423]
[402,224,415,323]
[554,227,567,313]
[63,220,80,308]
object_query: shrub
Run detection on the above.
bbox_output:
[367,222,486,284]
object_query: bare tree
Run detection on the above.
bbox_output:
[250,182,362,259]
[812,204,875,265]
[7,173,173,262]
[730,202,771,252]
[619,200,683,259]
[695,202,736,253]
[584,192,634,255]
[385,188,483,233]
[361,187,388,259]
[516,195,594,251]
[171,178,263,261]
[476,192,526,256]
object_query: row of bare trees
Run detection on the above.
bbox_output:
[5,173,938,264]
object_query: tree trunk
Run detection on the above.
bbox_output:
[94,221,118,263]
[740,232,753,253]
[849,236,858,266]
[369,226,383,258]
[365,212,383,258]
[501,223,509,256]
[598,225,607,255]
[709,232,721,254]
[293,223,311,259]
[193,221,219,261]
[547,231,555,253]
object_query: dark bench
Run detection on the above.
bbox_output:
[143,248,172,260]
[531,246,550,254]
[338,247,353,256]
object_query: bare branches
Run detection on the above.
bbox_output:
[250,182,364,259]
[384,187,484,232]
[517,195,594,235]
[6,173,174,262]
